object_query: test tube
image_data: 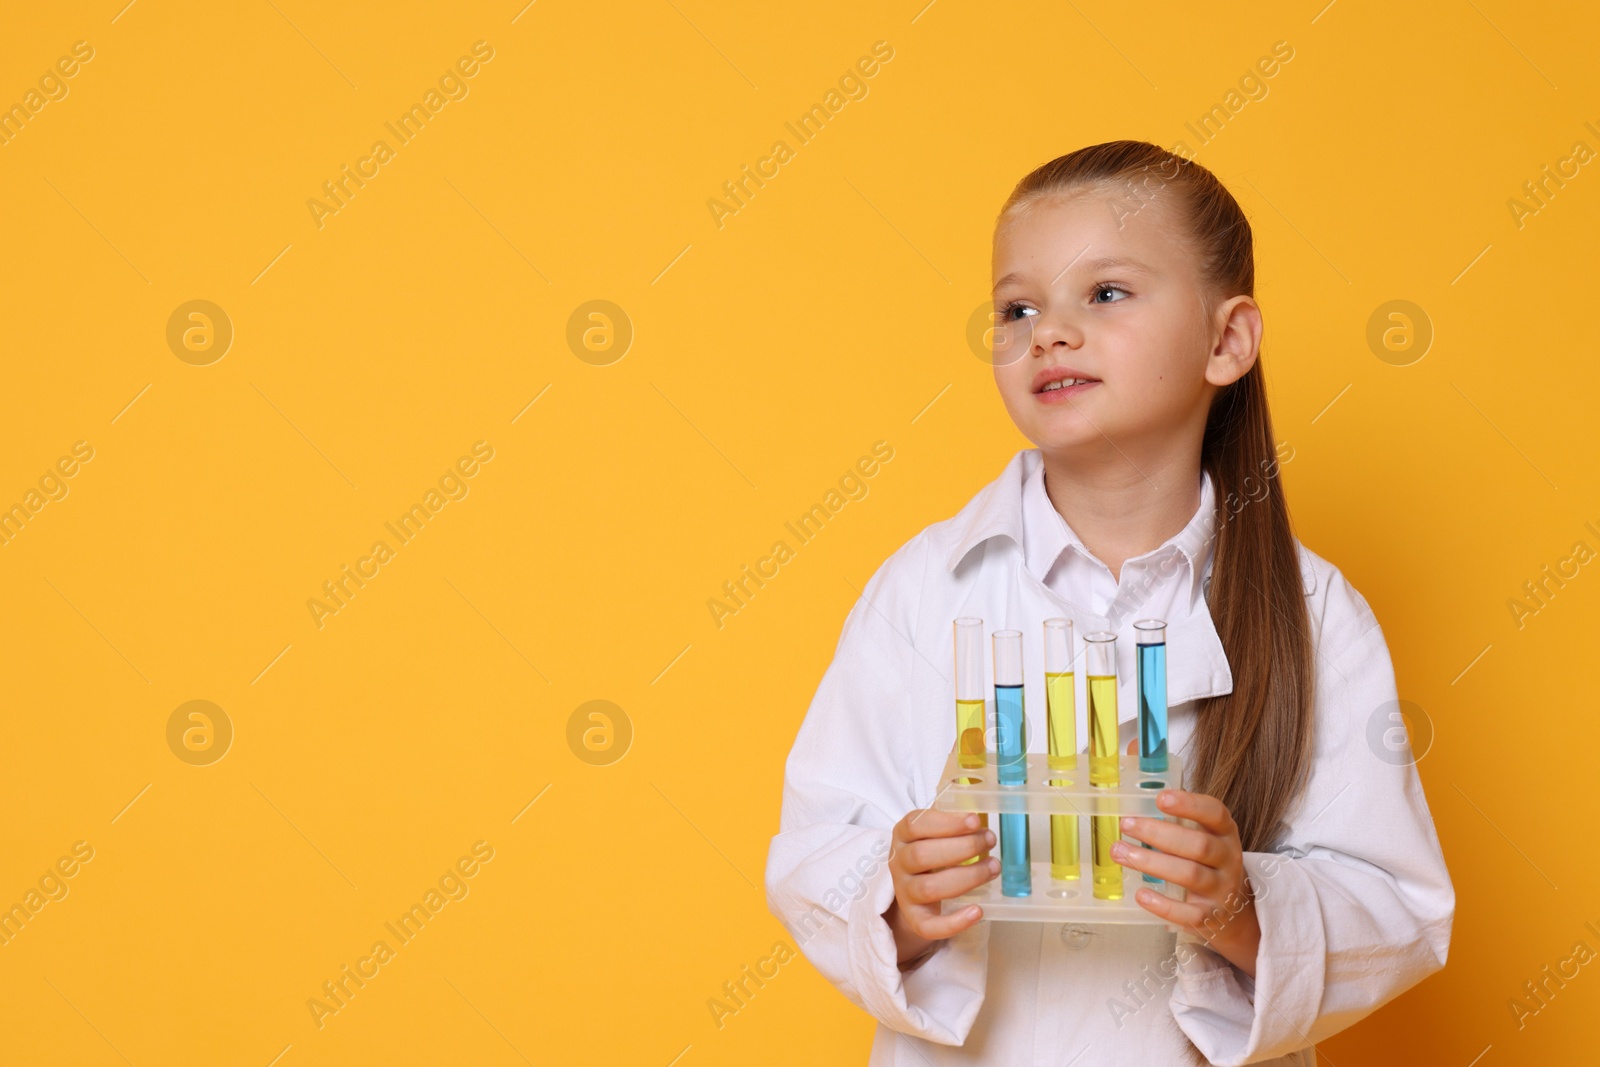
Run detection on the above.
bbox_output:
[1134,619,1168,884]
[955,619,987,770]
[993,629,1031,897]
[1043,619,1080,881]
[1135,620,1168,773]
[1084,631,1122,900]
[1085,632,1119,788]
[953,618,989,866]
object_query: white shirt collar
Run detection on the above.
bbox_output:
[1019,456,1218,612]
[946,450,1218,600]
[944,449,1237,706]
[943,449,1039,573]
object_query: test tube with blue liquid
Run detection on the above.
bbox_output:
[1134,619,1168,884]
[1135,620,1168,772]
[992,629,1031,897]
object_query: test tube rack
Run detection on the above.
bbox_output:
[931,742,1192,924]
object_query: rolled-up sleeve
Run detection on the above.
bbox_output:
[1169,572,1455,1065]
[764,535,989,1045]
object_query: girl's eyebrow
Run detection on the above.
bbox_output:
[992,256,1156,293]
[1078,255,1155,275]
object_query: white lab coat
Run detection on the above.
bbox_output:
[764,447,1454,1066]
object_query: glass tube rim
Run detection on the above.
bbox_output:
[954,617,985,700]
[1133,618,1167,644]
[992,628,1023,685]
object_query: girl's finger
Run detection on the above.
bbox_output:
[901,830,995,875]
[1110,839,1217,895]
[1132,888,1251,939]
[1118,815,1222,866]
[905,854,1001,905]
[1130,883,1178,921]
[902,808,987,843]
[909,901,985,940]
[1129,885,1225,930]
[1154,789,1237,838]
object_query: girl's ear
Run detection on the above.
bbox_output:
[1204,294,1262,389]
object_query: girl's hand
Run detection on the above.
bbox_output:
[883,809,998,966]
[1113,740,1261,978]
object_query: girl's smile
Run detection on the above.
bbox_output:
[1034,379,1099,403]
[1032,367,1101,403]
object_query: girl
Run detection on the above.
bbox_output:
[764,141,1454,1065]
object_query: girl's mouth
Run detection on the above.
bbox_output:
[1035,379,1099,402]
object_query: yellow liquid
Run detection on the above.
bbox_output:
[956,698,986,770]
[1091,814,1123,900]
[1045,671,1075,769]
[1087,674,1121,897]
[1045,672,1080,880]
[1050,809,1080,881]
[1088,674,1119,787]
[955,698,989,865]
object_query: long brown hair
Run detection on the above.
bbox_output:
[997,141,1315,1062]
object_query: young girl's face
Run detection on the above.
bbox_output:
[989,187,1228,460]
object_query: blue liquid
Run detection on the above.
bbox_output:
[1000,811,1031,896]
[995,684,1026,785]
[994,683,1031,895]
[1137,642,1168,773]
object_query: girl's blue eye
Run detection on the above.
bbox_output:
[996,285,1128,320]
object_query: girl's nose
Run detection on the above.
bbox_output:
[1030,308,1083,352]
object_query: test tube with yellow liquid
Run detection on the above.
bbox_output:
[953,618,989,866]
[1043,619,1079,881]
[1084,631,1122,900]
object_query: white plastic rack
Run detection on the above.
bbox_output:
[931,744,1192,924]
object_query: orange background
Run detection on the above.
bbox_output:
[0,1,1595,1063]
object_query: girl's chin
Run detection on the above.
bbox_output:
[1026,421,1120,452]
